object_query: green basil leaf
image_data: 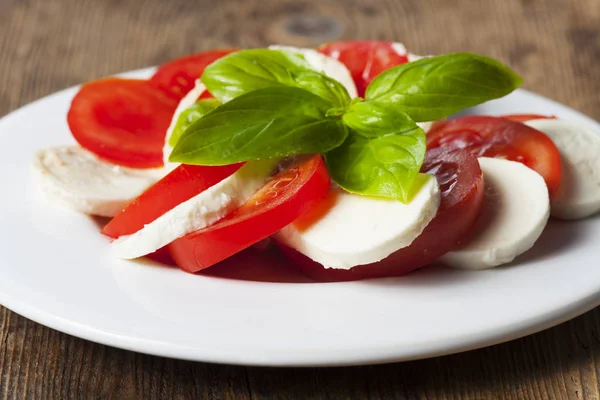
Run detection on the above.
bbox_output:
[293,70,352,110]
[201,49,350,108]
[168,99,220,147]
[366,53,523,122]
[325,127,426,202]
[342,102,417,138]
[169,87,348,165]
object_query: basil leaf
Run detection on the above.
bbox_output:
[325,127,426,202]
[169,99,220,147]
[366,53,523,122]
[169,87,348,165]
[293,70,352,110]
[342,102,417,138]
[201,49,351,108]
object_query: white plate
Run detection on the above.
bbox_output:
[1,68,599,367]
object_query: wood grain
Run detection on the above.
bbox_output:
[1,0,599,398]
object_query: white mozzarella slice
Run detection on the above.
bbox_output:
[268,45,358,99]
[111,158,280,259]
[391,42,408,58]
[393,42,432,63]
[275,174,440,270]
[525,119,600,220]
[417,121,434,132]
[32,146,164,217]
[441,157,550,270]
[162,80,206,168]
[394,42,428,63]
[407,53,425,62]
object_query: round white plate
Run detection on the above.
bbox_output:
[1,68,599,367]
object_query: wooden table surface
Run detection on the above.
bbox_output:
[1,0,600,398]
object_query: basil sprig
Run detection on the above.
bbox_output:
[170,49,522,201]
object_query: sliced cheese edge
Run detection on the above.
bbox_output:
[31,146,164,217]
[525,118,600,220]
[441,157,550,270]
[275,173,440,270]
[111,158,280,259]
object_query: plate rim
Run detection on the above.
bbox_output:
[2,274,599,367]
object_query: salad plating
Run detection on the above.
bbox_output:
[32,41,600,281]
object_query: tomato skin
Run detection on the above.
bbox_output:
[168,156,331,273]
[198,90,215,100]
[318,41,409,97]
[102,163,243,239]
[502,114,555,123]
[67,79,178,168]
[150,49,237,99]
[277,149,485,282]
[146,247,176,266]
[427,116,562,197]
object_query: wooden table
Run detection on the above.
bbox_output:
[1,0,599,398]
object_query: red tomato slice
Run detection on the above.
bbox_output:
[427,116,561,197]
[102,163,243,239]
[277,148,485,281]
[198,90,215,100]
[501,114,556,123]
[150,49,237,99]
[67,79,178,169]
[318,41,409,97]
[146,247,176,266]
[169,156,331,273]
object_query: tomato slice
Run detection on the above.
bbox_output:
[150,49,237,99]
[198,90,215,100]
[102,163,243,239]
[67,79,178,169]
[501,114,555,123]
[277,148,485,281]
[146,247,176,266]
[168,156,330,273]
[318,41,409,97]
[427,116,562,197]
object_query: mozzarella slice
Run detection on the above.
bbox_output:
[417,121,434,132]
[524,119,600,220]
[111,158,280,259]
[162,80,207,167]
[391,42,408,58]
[407,53,425,62]
[441,157,550,270]
[32,146,164,217]
[275,174,440,270]
[392,42,428,63]
[268,45,358,99]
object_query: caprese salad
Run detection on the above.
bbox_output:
[32,41,600,282]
